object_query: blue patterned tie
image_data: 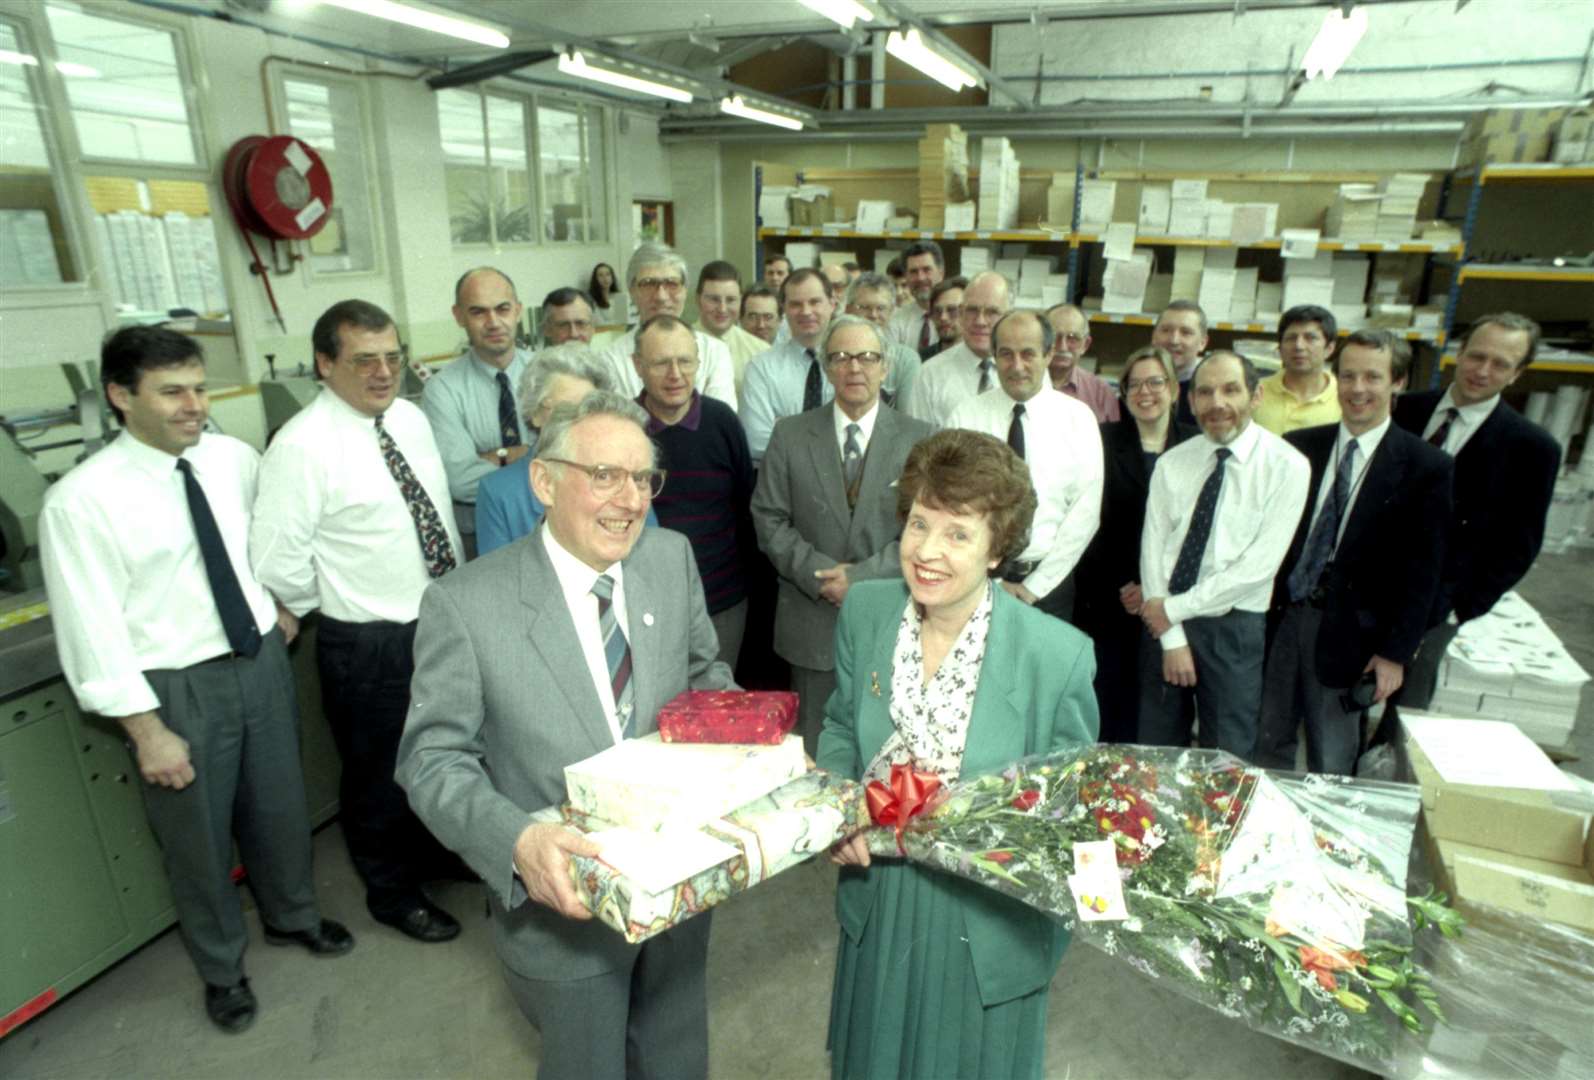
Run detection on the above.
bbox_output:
[496,371,522,448]
[1168,447,1231,595]
[803,349,822,411]
[1288,439,1358,603]
[592,574,635,736]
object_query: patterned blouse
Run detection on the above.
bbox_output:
[864,580,995,784]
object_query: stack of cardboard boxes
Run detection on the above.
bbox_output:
[1459,107,1569,168]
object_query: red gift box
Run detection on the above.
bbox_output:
[656,690,799,745]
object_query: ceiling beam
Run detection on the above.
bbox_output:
[874,0,1032,110]
[426,50,555,90]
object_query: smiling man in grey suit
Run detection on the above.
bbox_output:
[397,391,734,1080]
[751,314,933,756]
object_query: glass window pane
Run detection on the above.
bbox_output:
[437,88,490,245]
[485,95,532,242]
[87,176,228,316]
[0,20,81,284]
[45,0,198,165]
[538,103,605,243]
[282,75,378,273]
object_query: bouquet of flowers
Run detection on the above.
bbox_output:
[861,746,1464,1074]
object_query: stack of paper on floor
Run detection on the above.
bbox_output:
[759,185,795,228]
[1077,179,1116,232]
[1324,183,1381,239]
[1375,173,1427,242]
[917,123,968,229]
[977,136,1020,230]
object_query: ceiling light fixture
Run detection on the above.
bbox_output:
[885,28,980,92]
[1301,5,1369,81]
[318,0,510,50]
[719,95,805,131]
[558,49,694,103]
[798,0,874,29]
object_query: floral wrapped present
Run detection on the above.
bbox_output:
[861,747,1464,1075]
[656,690,799,745]
[564,732,807,832]
[531,769,870,944]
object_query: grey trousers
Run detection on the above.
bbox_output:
[140,629,319,986]
[500,914,711,1080]
[1137,611,1266,760]
[791,664,838,760]
[1255,605,1362,775]
[709,598,748,673]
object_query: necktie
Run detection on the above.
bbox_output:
[375,413,457,579]
[496,371,521,449]
[1168,447,1232,595]
[1287,439,1358,603]
[977,359,993,394]
[1428,406,1459,451]
[592,574,635,735]
[803,349,822,411]
[918,314,930,352]
[843,422,863,501]
[1007,402,1026,460]
[176,459,262,658]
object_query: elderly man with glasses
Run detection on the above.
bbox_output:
[1046,302,1120,422]
[906,270,1012,429]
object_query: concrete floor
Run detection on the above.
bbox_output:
[2,548,1589,1080]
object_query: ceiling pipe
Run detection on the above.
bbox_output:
[660,120,1466,143]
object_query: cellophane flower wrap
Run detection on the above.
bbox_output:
[862,745,1463,1073]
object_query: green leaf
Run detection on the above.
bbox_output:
[1274,958,1305,1016]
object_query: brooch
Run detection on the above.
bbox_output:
[870,671,881,697]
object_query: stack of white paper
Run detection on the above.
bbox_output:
[1198,268,1237,321]
[1078,180,1117,231]
[1102,248,1155,314]
[784,242,820,270]
[1331,254,1370,304]
[1019,256,1057,298]
[994,257,1023,289]
[1204,247,1238,272]
[959,245,992,277]
[1412,306,1445,331]
[978,136,1021,230]
[856,200,894,232]
[1369,303,1414,328]
[1000,242,1030,258]
[1324,184,1381,239]
[1230,267,1260,322]
[1375,173,1426,242]
[1168,198,1207,237]
[1204,200,1234,239]
[1282,251,1335,309]
[1138,185,1171,234]
[1041,273,1072,307]
[1144,272,1174,314]
[1230,202,1278,244]
[944,202,977,231]
[1255,281,1283,324]
[1171,247,1205,300]
[759,186,795,228]
[1171,179,1209,200]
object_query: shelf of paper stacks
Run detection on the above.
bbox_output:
[1427,591,1590,749]
[1522,383,1594,473]
[918,123,969,230]
[976,136,1021,231]
[788,185,832,227]
[1399,711,1594,932]
[758,184,796,229]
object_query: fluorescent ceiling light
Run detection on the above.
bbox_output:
[798,0,874,29]
[885,28,980,92]
[317,0,510,50]
[0,49,38,66]
[720,95,804,131]
[0,50,99,77]
[558,49,694,103]
[1302,5,1369,81]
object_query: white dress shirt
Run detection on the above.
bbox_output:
[40,431,279,718]
[908,341,995,429]
[1421,386,1501,456]
[1141,421,1310,651]
[597,327,737,413]
[947,386,1103,597]
[251,389,462,624]
[542,526,631,745]
[1305,417,1391,548]
[888,302,934,351]
[833,399,881,459]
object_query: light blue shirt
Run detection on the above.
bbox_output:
[739,339,833,463]
[420,346,533,506]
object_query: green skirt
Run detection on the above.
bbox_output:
[828,860,1051,1080]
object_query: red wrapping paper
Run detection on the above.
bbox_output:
[656,690,799,745]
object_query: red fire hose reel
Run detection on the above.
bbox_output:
[221,134,335,332]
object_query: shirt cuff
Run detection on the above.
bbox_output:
[77,675,161,720]
[1160,623,1189,651]
[1163,593,1192,626]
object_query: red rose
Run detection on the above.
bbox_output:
[1012,789,1041,811]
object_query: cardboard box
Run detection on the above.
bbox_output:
[1426,830,1594,933]
[1403,724,1590,866]
[1460,107,1567,167]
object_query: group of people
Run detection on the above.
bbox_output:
[37,232,1561,1079]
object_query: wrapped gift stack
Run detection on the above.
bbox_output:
[1429,591,1590,749]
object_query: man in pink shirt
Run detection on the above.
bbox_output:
[1046,303,1120,423]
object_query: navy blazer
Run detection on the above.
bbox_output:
[1273,422,1453,687]
[1392,389,1560,624]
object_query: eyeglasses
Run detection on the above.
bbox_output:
[635,277,685,293]
[344,354,403,375]
[1124,376,1170,394]
[641,356,699,374]
[960,304,1005,323]
[849,303,892,320]
[543,457,667,499]
[825,350,884,368]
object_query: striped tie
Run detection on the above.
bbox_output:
[591,574,635,736]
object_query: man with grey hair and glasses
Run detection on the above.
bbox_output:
[399,390,733,1080]
[844,271,921,411]
[596,242,736,409]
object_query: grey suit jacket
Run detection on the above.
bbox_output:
[396,525,734,981]
[750,403,933,670]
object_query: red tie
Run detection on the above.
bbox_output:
[918,315,930,351]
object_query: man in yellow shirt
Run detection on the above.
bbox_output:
[1255,305,1342,435]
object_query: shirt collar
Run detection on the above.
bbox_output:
[319,384,383,427]
[1278,370,1337,404]
[1207,417,1262,463]
[115,428,189,480]
[1443,385,1504,424]
[834,399,880,444]
[466,346,529,381]
[1337,414,1391,458]
[540,521,624,599]
[638,389,702,433]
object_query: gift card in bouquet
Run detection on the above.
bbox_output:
[1069,839,1129,921]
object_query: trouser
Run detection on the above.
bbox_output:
[709,598,749,673]
[1254,605,1362,775]
[1137,611,1267,760]
[500,914,711,1080]
[317,615,456,917]
[790,664,838,760]
[1393,619,1460,712]
[140,629,319,986]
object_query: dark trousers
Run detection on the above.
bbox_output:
[1075,598,1140,743]
[140,629,319,986]
[1255,605,1362,775]
[500,914,710,1080]
[1137,610,1266,760]
[1394,619,1460,712]
[791,664,837,760]
[317,615,455,916]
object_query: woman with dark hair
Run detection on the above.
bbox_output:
[820,429,1099,1080]
[1072,345,1198,742]
[587,262,620,322]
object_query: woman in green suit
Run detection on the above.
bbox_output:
[820,428,1100,1080]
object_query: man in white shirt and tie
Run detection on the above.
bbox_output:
[738,267,839,464]
[886,239,945,352]
[252,300,465,945]
[907,271,1012,429]
[41,326,353,1034]
[596,243,737,409]
[948,310,1103,621]
[397,391,734,1079]
[1138,351,1310,759]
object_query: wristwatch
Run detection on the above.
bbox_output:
[496,447,508,466]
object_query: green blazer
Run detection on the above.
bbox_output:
[817,577,1100,1006]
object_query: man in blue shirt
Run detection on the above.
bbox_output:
[739,267,838,464]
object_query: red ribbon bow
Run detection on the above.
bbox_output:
[865,763,942,854]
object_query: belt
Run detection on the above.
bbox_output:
[191,649,245,667]
[1001,559,1039,584]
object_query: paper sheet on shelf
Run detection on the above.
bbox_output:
[1402,715,1577,792]
[1281,228,1321,260]
[1102,222,1136,261]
